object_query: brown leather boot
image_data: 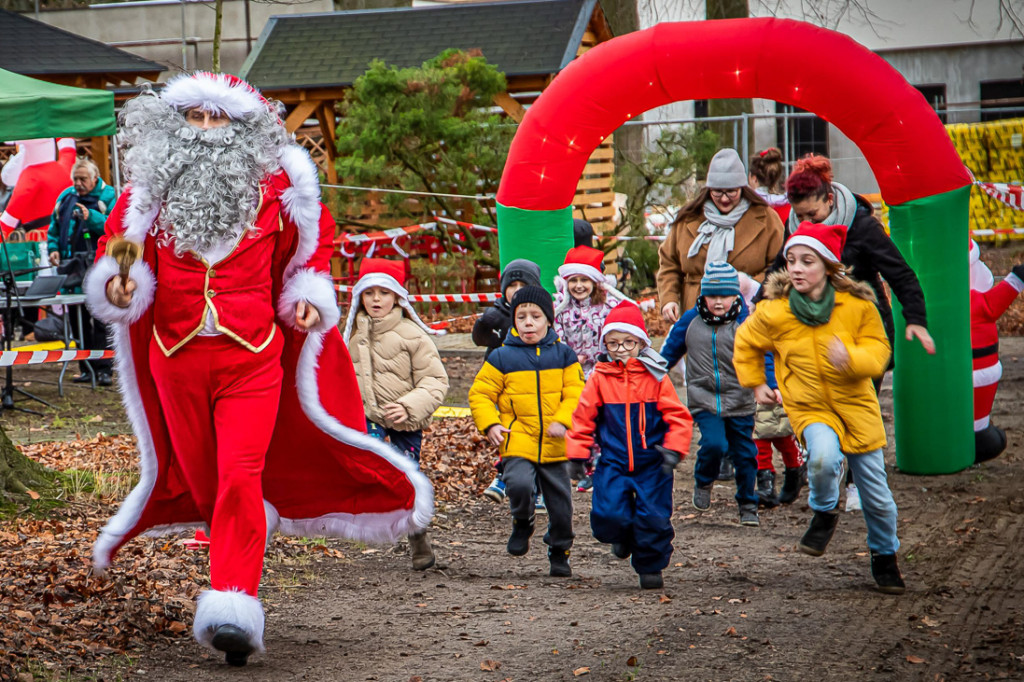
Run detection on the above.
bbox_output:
[409,531,435,571]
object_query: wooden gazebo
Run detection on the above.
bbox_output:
[0,8,165,182]
[239,0,616,232]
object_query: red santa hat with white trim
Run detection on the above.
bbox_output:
[554,245,631,315]
[342,258,440,343]
[783,221,847,265]
[600,301,651,347]
[160,71,275,120]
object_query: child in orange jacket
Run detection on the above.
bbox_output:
[568,302,693,590]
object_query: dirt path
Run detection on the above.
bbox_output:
[109,340,1024,682]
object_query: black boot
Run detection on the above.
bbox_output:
[778,466,805,505]
[548,548,572,577]
[638,571,664,590]
[798,509,839,557]
[611,543,631,559]
[756,470,779,508]
[716,454,735,481]
[871,552,906,595]
[507,517,534,556]
[211,625,254,667]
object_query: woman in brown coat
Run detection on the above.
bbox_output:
[657,148,785,323]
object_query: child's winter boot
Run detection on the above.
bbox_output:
[611,543,631,559]
[638,571,664,590]
[738,503,760,527]
[798,509,839,556]
[778,466,804,504]
[548,548,572,577]
[756,470,779,508]
[507,517,534,556]
[870,552,906,595]
[717,454,735,481]
[409,530,436,571]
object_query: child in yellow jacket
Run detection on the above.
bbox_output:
[734,222,904,595]
[469,286,585,577]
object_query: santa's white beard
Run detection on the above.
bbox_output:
[119,93,289,256]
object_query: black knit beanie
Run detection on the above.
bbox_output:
[499,258,542,294]
[511,285,555,324]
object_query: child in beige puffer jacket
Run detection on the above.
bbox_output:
[343,258,449,570]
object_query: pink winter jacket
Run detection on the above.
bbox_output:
[554,296,615,379]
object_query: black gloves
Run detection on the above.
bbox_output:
[655,445,682,476]
[1012,262,1024,282]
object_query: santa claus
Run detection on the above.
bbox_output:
[1,137,77,235]
[83,72,433,666]
[969,240,1024,464]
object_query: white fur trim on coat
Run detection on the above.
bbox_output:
[290,330,434,540]
[278,267,341,332]
[84,256,156,326]
[161,73,266,120]
[277,145,322,278]
[193,588,265,654]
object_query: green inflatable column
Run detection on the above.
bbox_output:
[495,203,574,294]
[887,185,973,474]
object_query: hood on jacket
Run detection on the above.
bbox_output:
[760,270,877,302]
[500,259,542,294]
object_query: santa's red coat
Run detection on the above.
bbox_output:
[84,145,433,572]
[1,142,75,233]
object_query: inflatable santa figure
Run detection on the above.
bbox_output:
[83,72,432,666]
[969,240,1024,463]
[0,137,76,235]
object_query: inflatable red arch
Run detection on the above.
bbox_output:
[495,18,974,474]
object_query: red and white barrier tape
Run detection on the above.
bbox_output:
[433,216,498,233]
[977,181,1024,210]
[334,285,500,303]
[601,235,667,241]
[0,349,114,367]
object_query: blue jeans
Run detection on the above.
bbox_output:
[692,411,758,506]
[366,421,423,463]
[803,423,899,555]
[591,461,674,575]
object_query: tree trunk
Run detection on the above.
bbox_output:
[212,0,224,74]
[706,0,752,153]
[0,423,51,496]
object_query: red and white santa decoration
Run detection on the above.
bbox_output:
[1,137,76,235]
[969,239,1024,463]
[83,72,432,665]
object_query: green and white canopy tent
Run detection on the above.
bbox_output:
[0,68,116,140]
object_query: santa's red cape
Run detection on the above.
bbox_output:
[84,145,433,573]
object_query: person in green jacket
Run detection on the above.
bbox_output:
[47,157,116,385]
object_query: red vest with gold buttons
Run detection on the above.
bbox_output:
[151,182,288,356]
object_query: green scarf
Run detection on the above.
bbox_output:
[789,282,835,326]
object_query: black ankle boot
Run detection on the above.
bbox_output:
[611,543,631,559]
[798,509,839,556]
[548,548,572,577]
[507,517,534,556]
[778,466,805,505]
[871,552,906,595]
[756,470,779,508]
[211,624,254,667]
[717,455,735,481]
[638,571,663,590]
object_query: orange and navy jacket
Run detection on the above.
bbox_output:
[567,351,693,473]
[469,328,585,464]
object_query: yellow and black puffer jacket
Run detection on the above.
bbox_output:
[469,328,585,464]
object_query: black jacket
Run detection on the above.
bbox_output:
[765,194,928,343]
[472,301,512,359]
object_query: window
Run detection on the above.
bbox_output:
[693,99,709,119]
[915,84,947,124]
[980,79,1024,121]
[776,103,828,159]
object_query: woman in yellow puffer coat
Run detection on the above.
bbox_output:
[733,222,905,595]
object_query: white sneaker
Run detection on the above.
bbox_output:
[845,483,862,512]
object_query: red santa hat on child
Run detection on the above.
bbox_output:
[161,71,275,120]
[783,221,847,265]
[600,301,651,348]
[342,258,439,343]
[554,245,631,315]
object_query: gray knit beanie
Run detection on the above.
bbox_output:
[705,148,748,189]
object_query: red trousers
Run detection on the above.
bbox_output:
[755,435,803,472]
[149,332,284,596]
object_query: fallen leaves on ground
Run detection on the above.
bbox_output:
[420,417,498,503]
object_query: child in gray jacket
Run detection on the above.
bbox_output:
[660,262,760,527]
